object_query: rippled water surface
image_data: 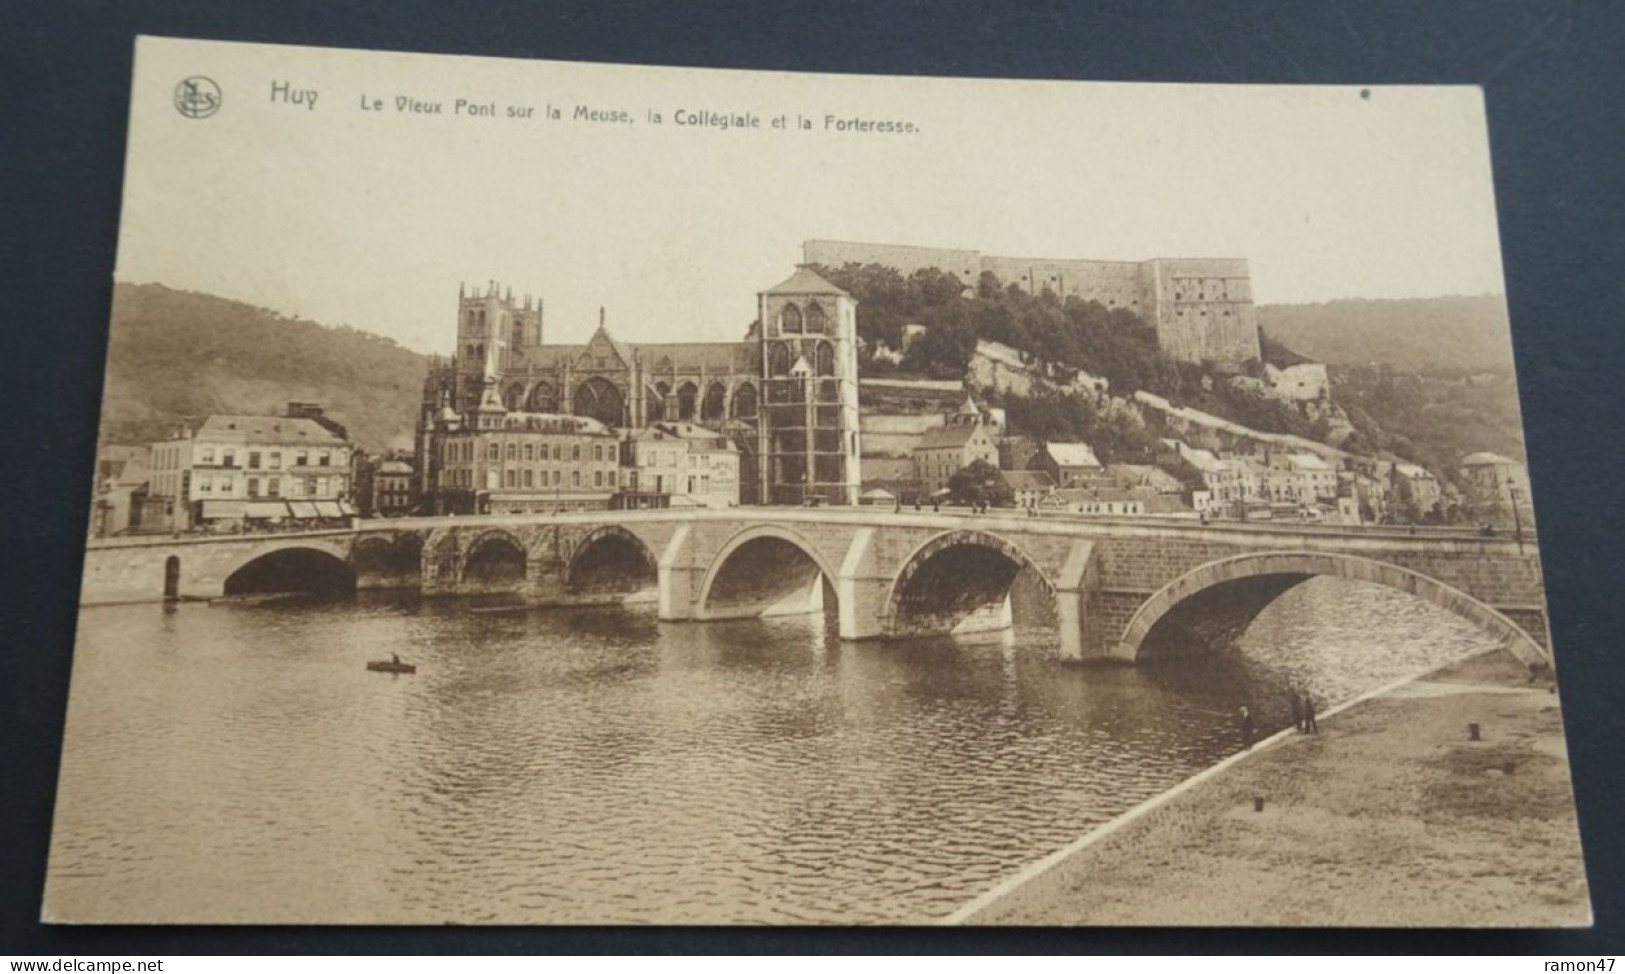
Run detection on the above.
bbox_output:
[48,579,1496,924]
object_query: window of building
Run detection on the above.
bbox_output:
[198,476,212,494]
[201,446,215,464]
[488,443,500,461]
[248,451,261,470]
[316,452,329,467]
[296,451,308,466]
[608,470,617,488]
[316,476,329,496]
[594,471,603,488]
[269,453,281,469]
[290,478,303,497]
[247,477,260,498]
[524,443,534,461]
[552,444,561,461]
[505,469,516,488]
[524,469,533,488]
[593,444,602,462]
[572,470,580,487]
[267,478,280,497]
[506,443,517,462]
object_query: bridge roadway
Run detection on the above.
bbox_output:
[80,508,1552,666]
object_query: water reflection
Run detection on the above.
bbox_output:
[48,576,1495,924]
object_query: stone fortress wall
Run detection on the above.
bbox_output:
[804,240,1262,369]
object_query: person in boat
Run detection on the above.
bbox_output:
[391,652,402,666]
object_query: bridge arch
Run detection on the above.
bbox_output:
[460,529,529,587]
[885,529,1055,638]
[350,532,425,586]
[221,540,357,596]
[1117,551,1548,666]
[566,525,658,595]
[697,524,840,620]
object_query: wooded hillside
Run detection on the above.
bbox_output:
[97,283,429,452]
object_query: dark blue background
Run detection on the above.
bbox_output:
[3,0,1621,954]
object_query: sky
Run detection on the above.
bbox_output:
[115,38,1510,353]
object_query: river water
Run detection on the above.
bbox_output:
[47,578,1498,924]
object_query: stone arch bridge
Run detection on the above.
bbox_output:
[79,510,1552,665]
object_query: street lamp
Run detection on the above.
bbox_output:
[1507,476,1525,554]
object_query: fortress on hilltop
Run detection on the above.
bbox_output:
[803,239,1263,369]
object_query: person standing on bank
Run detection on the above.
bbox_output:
[1288,687,1304,733]
[1303,693,1318,734]
[1238,705,1255,749]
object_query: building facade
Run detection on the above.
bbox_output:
[148,405,355,529]
[425,401,621,515]
[418,267,861,509]
[619,423,740,509]
[1027,442,1103,488]
[911,398,999,496]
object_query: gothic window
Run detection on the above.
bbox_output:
[768,343,791,377]
[731,383,759,420]
[702,382,727,421]
[512,320,524,347]
[505,383,526,410]
[781,303,803,334]
[815,342,835,376]
[805,302,827,334]
[573,377,624,427]
[676,381,699,421]
[527,381,557,413]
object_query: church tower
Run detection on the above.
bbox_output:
[756,265,861,505]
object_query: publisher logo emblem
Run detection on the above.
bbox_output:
[174,77,222,119]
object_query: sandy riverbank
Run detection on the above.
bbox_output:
[957,651,1591,926]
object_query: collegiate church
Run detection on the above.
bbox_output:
[417,266,862,508]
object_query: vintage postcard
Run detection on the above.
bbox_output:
[48,36,1589,925]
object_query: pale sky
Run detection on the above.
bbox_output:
[115,37,1509,353]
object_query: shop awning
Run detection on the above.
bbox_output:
[200,500,247,519]
[312,501,344,517]
[286,501,321,518]
[245,501,290,519]
[337,500,358,516]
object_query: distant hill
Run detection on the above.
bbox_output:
[1257,296,1515,371]
[98,283,429,452]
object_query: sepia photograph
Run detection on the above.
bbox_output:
[44,35,1591,926]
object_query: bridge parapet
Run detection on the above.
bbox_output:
[79,511,1552,670]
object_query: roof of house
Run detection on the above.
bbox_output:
[1043,442,1102,468]
[916,424,987,451]
[1106,463,1183,491]
[1049,488,1099,505]
[196,415,348,447]
[1393,462,1435,479]
[999,470,1055,492]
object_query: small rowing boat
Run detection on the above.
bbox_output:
[366,660,416,674]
